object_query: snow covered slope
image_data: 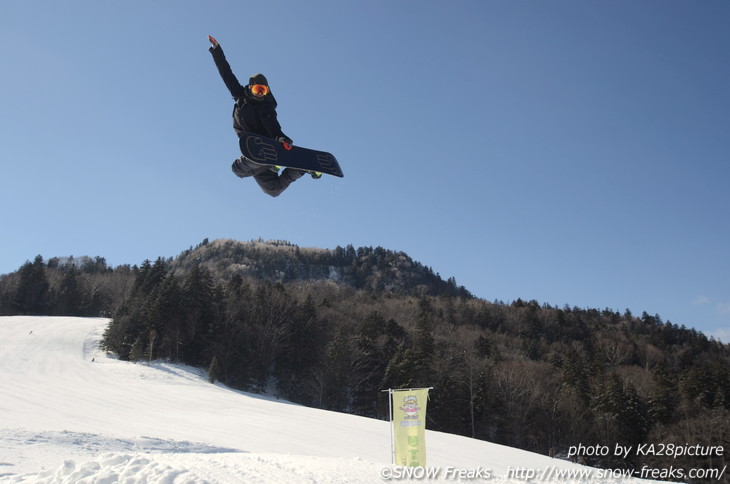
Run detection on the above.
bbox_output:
[0,316,663,483]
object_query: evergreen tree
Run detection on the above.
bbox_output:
[213,275,252,386]
[593,373,624,446]
[55,265,83,315]
[13,256,50,314]
[322,326,351,411]
[647,359,678,424]
[101,259,169,360]
[382,299,437,393]
[181,266,217,365]
[275,294,328,405]
[152,274,185,361]
[350,311,389,417]
[681,358,730,409]
[621,383,650,448]
[406,298,437,387]
[561,349,591,405]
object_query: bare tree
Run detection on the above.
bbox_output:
[595,331,633,367]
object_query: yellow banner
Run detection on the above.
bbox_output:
[392,388,430,467]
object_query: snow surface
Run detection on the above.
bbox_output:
[0,316,665,483]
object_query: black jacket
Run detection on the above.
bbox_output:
[210,46,288,140]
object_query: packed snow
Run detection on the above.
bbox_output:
[0,316,665,483]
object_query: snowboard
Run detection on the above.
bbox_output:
[238,133,344,178]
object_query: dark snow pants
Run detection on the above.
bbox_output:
[231,156,305,198]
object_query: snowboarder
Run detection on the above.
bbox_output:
[208,35,317,197]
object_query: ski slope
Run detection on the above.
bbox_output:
[0,316,664,483]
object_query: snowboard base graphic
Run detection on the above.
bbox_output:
[238,133,343,178]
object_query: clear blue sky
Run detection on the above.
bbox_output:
[2,1,729,341]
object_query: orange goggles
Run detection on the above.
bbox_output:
[251,84,269,96]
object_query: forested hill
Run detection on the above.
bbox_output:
[172,238,472,298]
[1,238,729,476]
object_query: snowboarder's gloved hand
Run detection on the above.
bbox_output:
[208,35,219,51]
[277,136,293,150]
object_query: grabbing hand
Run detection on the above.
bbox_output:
[277,136,293,150]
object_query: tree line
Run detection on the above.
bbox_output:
[1,239,728,479]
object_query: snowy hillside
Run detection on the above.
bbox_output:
[0,316,665,483]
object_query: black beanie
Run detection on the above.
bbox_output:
[249,73,268,86]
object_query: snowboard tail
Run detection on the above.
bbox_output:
[239,133,343,178]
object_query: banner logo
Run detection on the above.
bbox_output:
[392,388,430,467]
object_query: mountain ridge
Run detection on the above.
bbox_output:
[170,238,471,299]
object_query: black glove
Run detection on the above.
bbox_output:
[208,35,219,51]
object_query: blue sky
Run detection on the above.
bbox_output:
[2,1,729,341]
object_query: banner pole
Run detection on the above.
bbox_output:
[382,388,394,464]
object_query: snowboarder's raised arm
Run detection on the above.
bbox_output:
[208,36,246,99]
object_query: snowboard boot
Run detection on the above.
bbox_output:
[232,157,254,178]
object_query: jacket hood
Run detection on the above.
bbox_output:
[248,73,269,86]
